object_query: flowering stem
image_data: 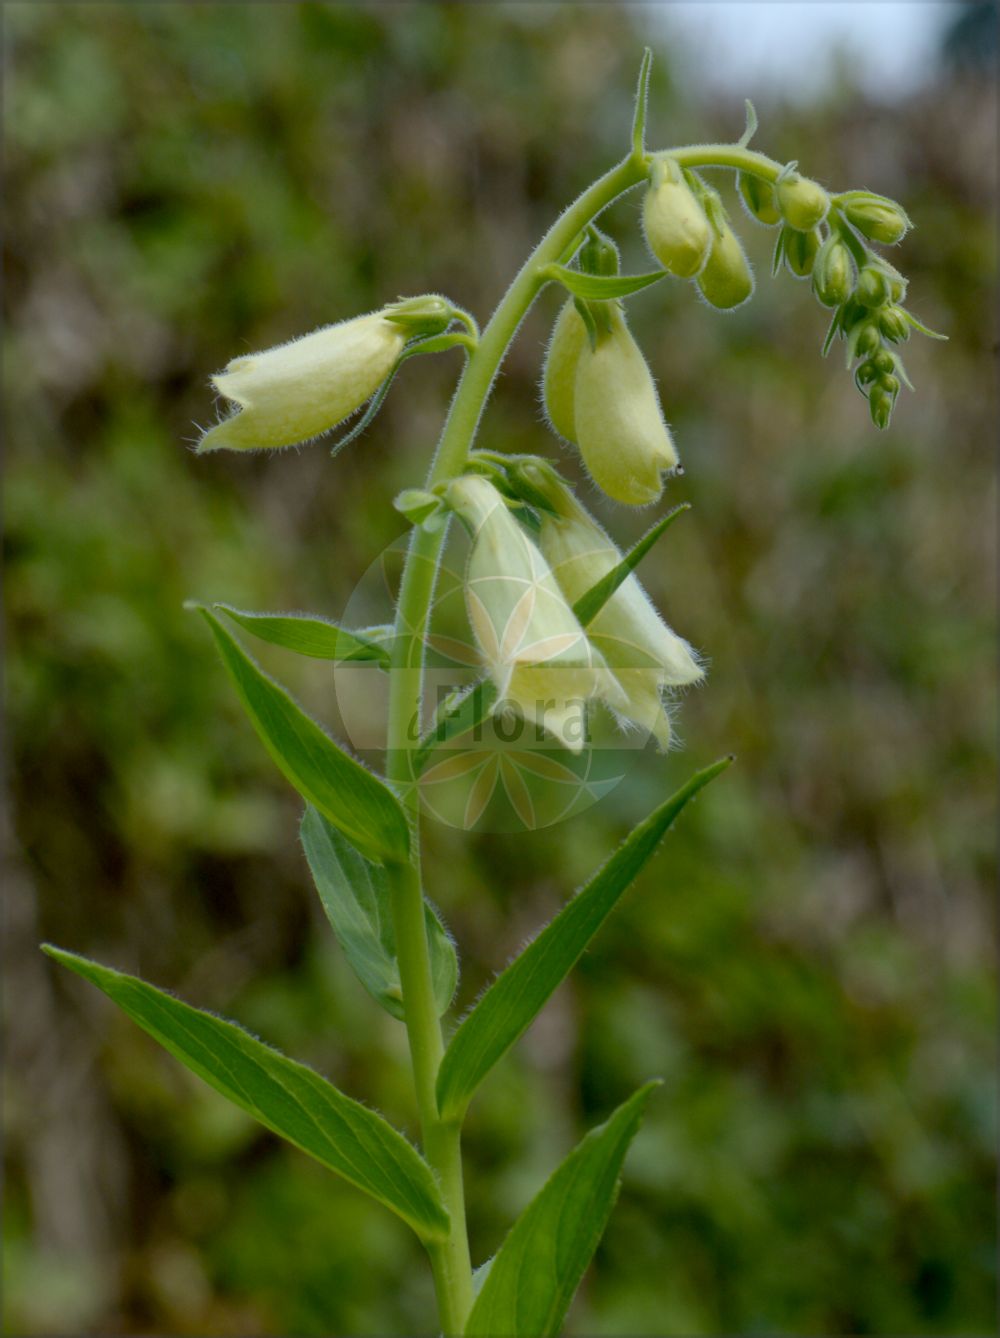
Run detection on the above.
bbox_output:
[381,137,786,1334]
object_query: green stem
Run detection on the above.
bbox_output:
[381,138,786,1335]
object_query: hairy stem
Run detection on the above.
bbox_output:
[381,137,784,1334]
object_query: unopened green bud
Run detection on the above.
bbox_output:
[873,349,896,376]
[541,299,588,443]
[855,359,879,388]
[782,226,822,278]
[869,382,896,430]
[879,373,900,396]
[738,172,781,226]
[878,260,908,304]
[574,304,678,506]
[853,323,881,358]
[642,158,712,278]
[697,222,754,310]
[839,191,912,245]
[776,171,830,231]
[811,235,854,307]
[878,306,910,343]
[856,265,891,308]
[198,308,408,453]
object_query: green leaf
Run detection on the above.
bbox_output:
[196,607,409,864]
[301,806,457,1020]
[571,503,691,627]
[414,679,498,774]
[42,945,450,1244]
[437,758,732,1121]
[465,1083,658,1337]
[214,604,392,666]
[542,263,666,301]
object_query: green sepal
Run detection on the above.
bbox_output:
[464,1083,659,1337]
[394,488,449,533]
[195,607,409,864]
[542,263,666,301]
[42,945,450,1244]
[211,603,392,666]
[436,758,732,1121]
[738,97,759,148]
[572,503,690,628]
[630,47,653,160]
[329,330,474,458]
[301,806,457,1020]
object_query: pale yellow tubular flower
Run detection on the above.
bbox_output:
[528,467,704,750]
[541,299,588,443]
[573,304,678,506]
[445,475,623,753]
[198,311,406,453]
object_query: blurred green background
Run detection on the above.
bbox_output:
[4,4,996,1335]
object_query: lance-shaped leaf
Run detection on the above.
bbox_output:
[42,946,450,1243]
[196,607,409,864]
[301,806,457,1020]
[465,1083,658,1336]
[214,604,392,666]
[413,679,498,775]
[571,502,691,628]
[541,262,666,301]
[437,758,731,1121]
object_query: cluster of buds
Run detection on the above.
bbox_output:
[434,461,702,754]
[735,168,941,430]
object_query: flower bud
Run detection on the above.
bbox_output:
[541,299,588,442]
[738,172,781,226]
[573,304,678,506]
[856,265,891,308]
[840,191,912,246]
[697,222,754,310]
[869,381,897,430]
[522,467,703,750]
[855,359,879,388]
[878,305,910,343]
[782,226,822,278]
[852,322,881,358]
[873,349,896,376]
[811,235,854,307]
[776,171,830,231]
[642,158,712,278]
[198,309,409,453]
[445,475,623,753]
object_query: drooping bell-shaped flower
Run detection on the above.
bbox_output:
[518,463,704,750]
[198,297,452,453]
[573,303,678,507]
[444,475,623,753]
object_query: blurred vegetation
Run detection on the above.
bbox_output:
[4,4,995,1335]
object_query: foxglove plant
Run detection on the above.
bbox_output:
[45,54,942,1337]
